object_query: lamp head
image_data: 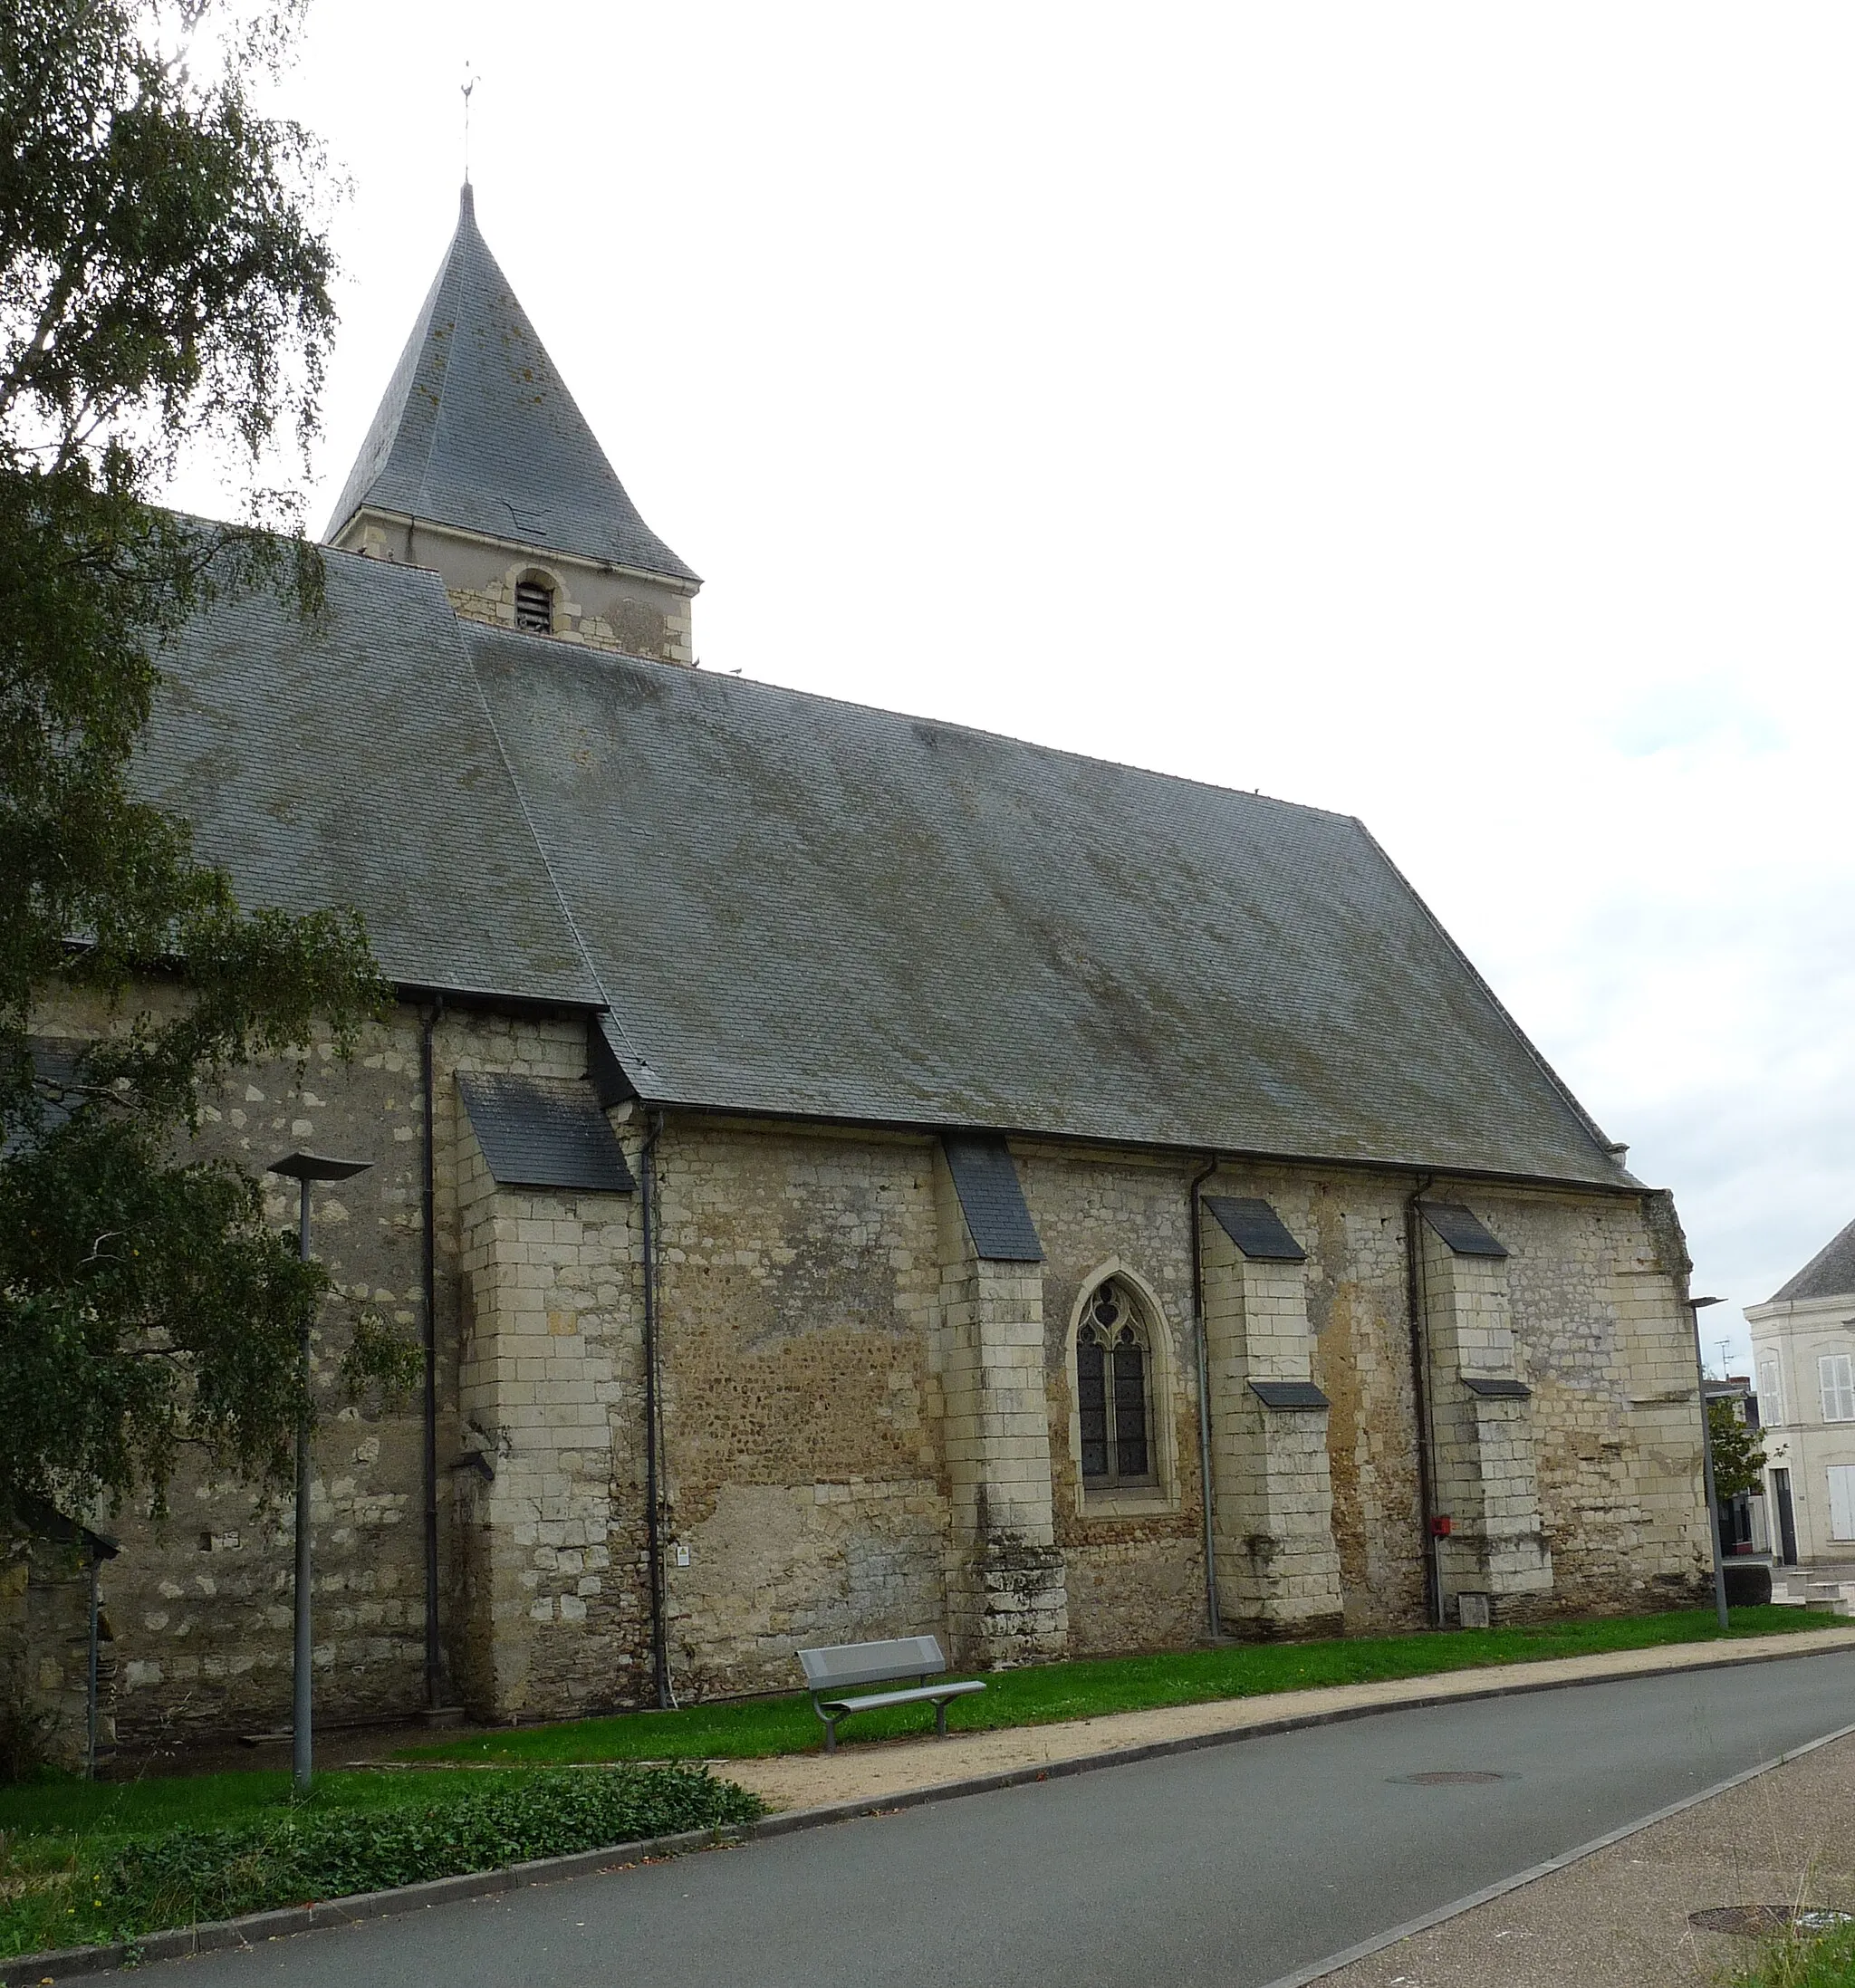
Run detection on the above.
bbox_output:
[267,1151,372,1184]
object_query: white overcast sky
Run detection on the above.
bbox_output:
[176,4,1855,1369]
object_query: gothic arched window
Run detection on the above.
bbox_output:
[1076,1280,1154,1485]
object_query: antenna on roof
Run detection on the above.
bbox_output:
[461,63,480,185]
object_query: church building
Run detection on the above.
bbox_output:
[47,187,1713,1745]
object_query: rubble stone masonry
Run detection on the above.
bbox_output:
[21,994,1714,1755]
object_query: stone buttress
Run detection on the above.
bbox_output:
[1418,1203,1553,1622]
[1202,1196,1345,1637]
[933,1143,1069,1665]
[451,1075,644,1717]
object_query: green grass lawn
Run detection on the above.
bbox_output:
[408,1603,1833,1766]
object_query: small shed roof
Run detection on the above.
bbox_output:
[458,1074,635,1196]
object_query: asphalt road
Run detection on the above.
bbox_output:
[160,1649,1855,1988]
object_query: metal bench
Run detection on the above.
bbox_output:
[797,1635,985,1753]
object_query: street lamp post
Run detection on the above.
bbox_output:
[1689,1294,1729,1633]
[268,1151,371,1795]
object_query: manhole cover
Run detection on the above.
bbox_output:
[1388,1771,1512,1786]
[1688,1906,1855,1939]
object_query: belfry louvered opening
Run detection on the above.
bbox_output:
[514,577,554,633]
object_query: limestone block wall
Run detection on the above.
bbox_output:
[35,996,435,1744]
[22,994,597,1745]
[1025,1147,1205,1657]
[1504,1189,1712,1612]
[1201,1224,1344,1637]
[452,1119,643,1720]
[341,516,695,665]
[20,981,1713,1743]
[934,1156,1068,1667]
[1419,1228,1554,1618]
[648,1120,952,1698]
[1302,1197,1430,1635]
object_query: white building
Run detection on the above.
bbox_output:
[1744,1217,1855,1566]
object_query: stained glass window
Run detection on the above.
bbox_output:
[1077,1281,1155,1487]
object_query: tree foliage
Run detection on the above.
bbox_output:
[0,0,399,1527]
[1708,1397,1769,1506]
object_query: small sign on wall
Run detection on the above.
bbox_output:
[1457,1592,1493,1630]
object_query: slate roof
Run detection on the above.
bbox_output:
[463,626,1634,1189]
[136,552,597,1004]
[942,1138,1045,1262]
[1771,1216,1855,1303]
[1419,1201,1510,1258]
[134,548,1639,1190]
[458,1074,636,1194]
[1204,1196,1306,1262]
[323,187,697,585]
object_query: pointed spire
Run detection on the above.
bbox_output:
[323,190,697,585]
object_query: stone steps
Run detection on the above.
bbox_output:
[1770,1576,1855,1617]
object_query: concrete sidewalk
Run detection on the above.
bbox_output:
[719,1625,1855,1815]
[1303,1723,1855,1988]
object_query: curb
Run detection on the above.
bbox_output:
[9,1628,1854,1983]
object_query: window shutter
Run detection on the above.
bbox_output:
[1758,1356,1783,1426]
[514,579,554,633]
[1819,1354,1855,1424]
[1829,1465,1855,1541]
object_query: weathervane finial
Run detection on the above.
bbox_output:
[461,63,480,186]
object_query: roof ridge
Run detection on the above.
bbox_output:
[476,625,1365,830]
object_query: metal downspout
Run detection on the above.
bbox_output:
[84,1554,100,1779]
[640,1109,670,1709]
[419,997,445,1710]
[1404,1176,1442,1628]
[1188,1156,1220,1639]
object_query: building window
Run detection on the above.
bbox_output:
[514,576,554,633]
[1819,1353,1855,1424]
[1757,1355,1783,1427]
[1076,1281,1154,1486]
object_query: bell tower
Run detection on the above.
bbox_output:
[325,186,699,666]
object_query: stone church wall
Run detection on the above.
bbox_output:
[24,990,1712,1749]
[28,994,436,1746]
[649,1120,950,1697]
[339,516,696,667]
[1023,1145,1206,1656]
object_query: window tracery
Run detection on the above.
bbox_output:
[1075,1279,1154,1486]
